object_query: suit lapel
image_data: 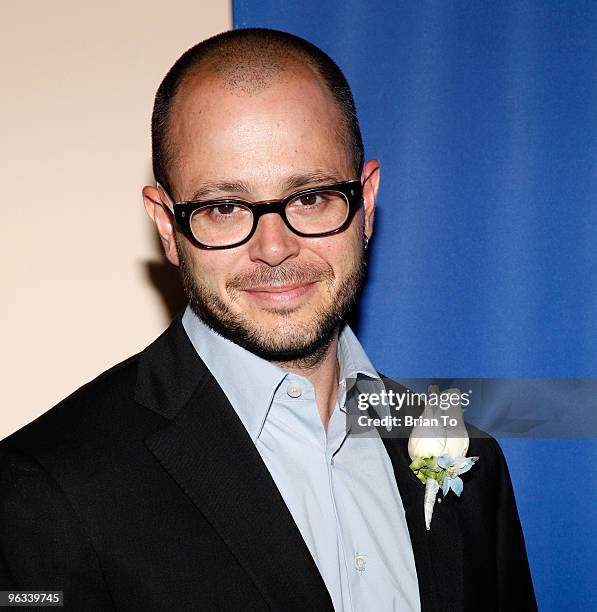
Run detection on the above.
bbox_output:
[379,378,464,612]
[136,315,333,611]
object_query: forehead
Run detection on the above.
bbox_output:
[167,64,351,193]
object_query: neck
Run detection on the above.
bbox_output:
[272,331,340,431]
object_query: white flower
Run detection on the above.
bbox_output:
[408,385,469,461]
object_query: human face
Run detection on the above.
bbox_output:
[144,65,379,364]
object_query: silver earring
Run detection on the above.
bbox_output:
[364,235,369,251]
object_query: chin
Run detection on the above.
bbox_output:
[240,309,323,342]
[206,303,339,365]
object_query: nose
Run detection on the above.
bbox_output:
[247,210,300,266]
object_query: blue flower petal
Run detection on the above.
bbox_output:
[451,476,464,496]
[453,459,475,475]
[450,456,470,471]
[442,476,452,496]
[437,455,453,469]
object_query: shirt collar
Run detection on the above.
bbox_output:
[337,323,379,382]
[181,305,387,441]
[336,324,389,420]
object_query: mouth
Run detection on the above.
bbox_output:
[242,281,317,306]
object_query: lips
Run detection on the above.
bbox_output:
[246,283,314,293]
[243,281,317,304]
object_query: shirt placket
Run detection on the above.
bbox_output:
[325,396,358,612]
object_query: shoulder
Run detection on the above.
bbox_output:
[0,345,165,477]
[0,312,196,482]
[2,351,137,447]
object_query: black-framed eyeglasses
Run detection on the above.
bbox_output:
[157,179,364,249]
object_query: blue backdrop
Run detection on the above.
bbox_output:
[233,2,597,609]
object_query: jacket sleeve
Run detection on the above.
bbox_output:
[490,438,538,612]
[0,448,114,611]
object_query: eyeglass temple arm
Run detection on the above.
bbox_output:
[156,182,175,213]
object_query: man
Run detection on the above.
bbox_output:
[0,28,536,611]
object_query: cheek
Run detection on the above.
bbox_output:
[313,230,361,268]
[186,250,244,294]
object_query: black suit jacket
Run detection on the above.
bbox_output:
[0,314,537,611]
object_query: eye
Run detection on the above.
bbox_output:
[294,193,325,207]
[212,204,237,215]
[207,203,245,218]
[192,202,251,225]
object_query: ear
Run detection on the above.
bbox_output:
[361,159,380,239]
[142,185,180,267]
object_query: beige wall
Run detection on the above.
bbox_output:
[1,1,232,438]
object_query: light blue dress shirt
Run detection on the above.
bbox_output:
[182,306,420,612]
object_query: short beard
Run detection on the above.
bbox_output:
[176,234,367,370]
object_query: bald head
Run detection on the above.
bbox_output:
[197,36,288,94]
[151,28,364,195]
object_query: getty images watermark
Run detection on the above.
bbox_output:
[344,384,474,438]
[350,378,597,438]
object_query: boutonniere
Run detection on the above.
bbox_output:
[407,386,479,530]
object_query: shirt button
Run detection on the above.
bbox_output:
[354,554,367,572]
[286,383,303,398]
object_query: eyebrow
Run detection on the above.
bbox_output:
[187,171,345,202]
